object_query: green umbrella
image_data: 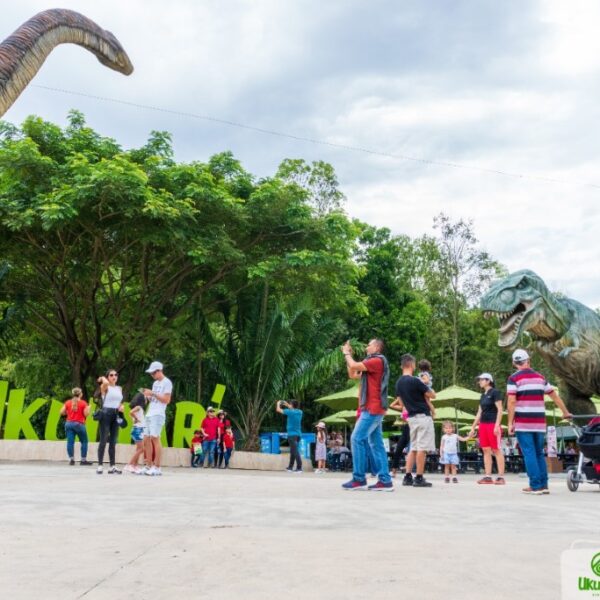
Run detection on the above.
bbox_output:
[433,406,476,424]
[323,410,358,422]
[429,386,480,429]
[432,385,481,412]
[315,384,394,412]
[315,384,360,412]
[320,414,350,425]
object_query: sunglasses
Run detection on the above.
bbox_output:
[109,373,118,377]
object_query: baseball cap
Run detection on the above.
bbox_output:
[476,373,494,383]
[145,361,164,373]
[207,406,215,413]
[317,421,326,429]
[512,349,530,363]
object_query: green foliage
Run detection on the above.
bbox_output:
[203,285,345,449]
[0,113,522,445]
[276,158,345,216]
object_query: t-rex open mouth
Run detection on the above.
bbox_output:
[484,302,530,346]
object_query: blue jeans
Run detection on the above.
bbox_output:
[516,431,548,490]
[65,421,88,459]
[351,412,391,484]
[202,440,217,466]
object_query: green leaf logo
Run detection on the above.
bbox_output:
[591,552,600,577]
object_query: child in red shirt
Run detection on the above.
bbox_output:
[190,430,204,468]
[221,427,235,468]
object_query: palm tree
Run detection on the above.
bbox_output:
[205,285,342,450]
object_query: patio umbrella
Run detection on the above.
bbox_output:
[322,410,358,422]
[315,384,360,412]
[432,385,481,412]
[320,414,350,425]
[315,384,394,412]
[433,406,477,424]
[430,386,480,429]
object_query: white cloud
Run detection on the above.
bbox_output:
[1,0,599,308]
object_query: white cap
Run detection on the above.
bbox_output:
[145,361,164,373]
[476,372,494,383]
[512,349,530,363]
[317,421,326,428]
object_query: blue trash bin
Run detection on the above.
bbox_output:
[299,433,316,459]
[260,433,272,453]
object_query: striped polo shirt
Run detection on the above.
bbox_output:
[506,368,554,432]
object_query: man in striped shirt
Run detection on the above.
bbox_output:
[507,349,571,495]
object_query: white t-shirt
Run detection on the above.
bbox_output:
[441,433,459,455]
[131,405,146,428]
[103,386,123,409]
[146,376,173,417]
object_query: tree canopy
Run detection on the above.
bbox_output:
[0,112,524,446]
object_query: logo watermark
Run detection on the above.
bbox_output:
[562,543,600,599]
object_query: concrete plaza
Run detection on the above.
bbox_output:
[0,462,598,600]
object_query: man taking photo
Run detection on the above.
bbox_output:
[341,338,393,492]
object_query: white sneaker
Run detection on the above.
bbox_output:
[133,466,143,474]
[96,466,103,475]
[142,466,152,476]
[123,464,135,473]
[154,467,163,476]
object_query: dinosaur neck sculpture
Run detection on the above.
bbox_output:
[481,269,600,414]
[0,9,133,117]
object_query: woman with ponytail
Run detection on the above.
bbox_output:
[60,387,92,466]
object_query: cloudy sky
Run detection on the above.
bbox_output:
[2,1,599,307]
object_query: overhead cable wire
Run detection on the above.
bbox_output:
[31,84,600,190]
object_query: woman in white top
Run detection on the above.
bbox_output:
[96,369,124,474]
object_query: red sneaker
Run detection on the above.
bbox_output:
[477,477,494,484]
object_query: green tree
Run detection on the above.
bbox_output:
[0,112,356,394]
[276,158,345,216]
[418,214,505,385]
[349,225,431,367]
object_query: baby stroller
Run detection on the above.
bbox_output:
[566,415,600,492]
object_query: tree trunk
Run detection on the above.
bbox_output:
[242,406,263,451]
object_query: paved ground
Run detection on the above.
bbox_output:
[0,463,598,600]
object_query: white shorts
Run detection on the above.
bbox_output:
[145,414,165,438]
[407,414,435,452]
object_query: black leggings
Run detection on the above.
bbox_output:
[98,408,119,466]
[391,424,410,470]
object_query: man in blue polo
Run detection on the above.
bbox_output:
[341,338,393,491]
[276,399,304,473]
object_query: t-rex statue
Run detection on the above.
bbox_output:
[480,269,600,415]
[0,8,133,117]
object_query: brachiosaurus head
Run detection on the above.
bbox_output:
[480,269,569,347]
[0,9,133,117]
[91,28,133,75]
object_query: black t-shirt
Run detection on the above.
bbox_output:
[479,388,502,423]
[395,375,431,417]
